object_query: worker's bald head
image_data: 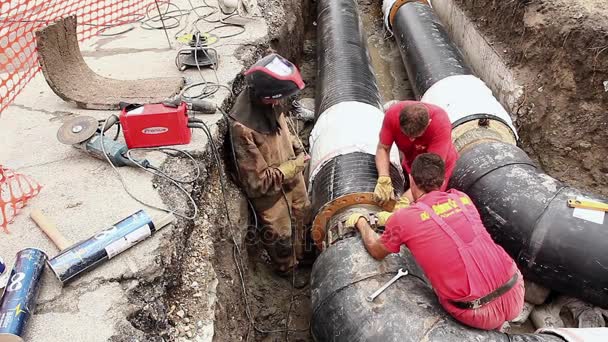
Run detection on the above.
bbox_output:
[411,153,445,193]
[399,104,430,137]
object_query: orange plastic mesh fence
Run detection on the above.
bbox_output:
[0,165,42,233]
[0,0,154,114]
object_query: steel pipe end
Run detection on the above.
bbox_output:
[452,119,517,153]
[382,0,430,32]
[311,193,394,251]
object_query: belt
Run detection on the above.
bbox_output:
[450,272,519,310]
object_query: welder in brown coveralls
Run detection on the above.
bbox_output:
[229,53,310,275]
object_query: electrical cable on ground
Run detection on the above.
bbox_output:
[99,115,199,220]
[281,189,296,342]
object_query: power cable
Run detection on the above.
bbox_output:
[99,115,199,220]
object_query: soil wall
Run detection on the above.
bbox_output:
[454,0,608,195]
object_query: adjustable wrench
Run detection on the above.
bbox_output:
[367,268,409,302]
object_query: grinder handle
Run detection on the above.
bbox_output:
[30,209,71,251]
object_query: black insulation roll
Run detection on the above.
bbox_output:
[449,141,608,308]
[311,237,565,342]
[315,0,382,117]
[310,152,404,219]
[392,2,472,98]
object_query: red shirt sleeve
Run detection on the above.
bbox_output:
[380,214,403,253]
[379,104,400,147]
[426,106,453,163]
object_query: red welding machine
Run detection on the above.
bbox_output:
[120,102,191,148]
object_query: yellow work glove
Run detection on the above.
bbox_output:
[277,154,307,181]
[373,176,394,206]
[344,213,367,229]
[394,195,411,210]
[376,211,393,226]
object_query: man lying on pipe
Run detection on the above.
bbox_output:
[374,101,458,204]
[346,153,524,330]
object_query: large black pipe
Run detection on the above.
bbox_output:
[450,142,608,307]
[388,1,608,307]
[310,0,571,340]
[311,152,404,220]
[315,0,381,116]
[312,238,564,342]
[309,0,403,248]
[391,2,472,98]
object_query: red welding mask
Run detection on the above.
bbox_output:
[244,53,305,101]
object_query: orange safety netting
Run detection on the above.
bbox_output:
[0,165,42,233]
[0,0,153,114]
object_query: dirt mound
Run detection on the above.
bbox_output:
[456,0,608,195]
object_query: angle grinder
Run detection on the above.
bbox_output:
[57,116,150,167]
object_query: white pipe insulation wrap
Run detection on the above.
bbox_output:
[382,0,398,32]
[308,101,402,183]
[420,75,519,138]
[535,328,608,342]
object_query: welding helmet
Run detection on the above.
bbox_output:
[245,53,305,101]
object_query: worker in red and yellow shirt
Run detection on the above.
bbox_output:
[374,101,458,204]
[347,153,524,330]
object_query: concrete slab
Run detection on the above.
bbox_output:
[0,0,269,340]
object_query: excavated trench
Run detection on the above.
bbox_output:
[209,2,414,341]
[125,0,607,341]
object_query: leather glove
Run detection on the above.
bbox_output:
[376,211,393,226]
[394,195,411,210]
[277,153,307,181]
[373,176,394,206]
[344,213,367,229]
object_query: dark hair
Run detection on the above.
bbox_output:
[411,153,445,193]
[399,104,430,137]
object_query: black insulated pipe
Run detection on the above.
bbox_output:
[315,0,382,117]
[391,2,472,98]
[311,237,565,342]
[450,142,608,308]
[388,1,608,308]
[309,0,403,249]
[310,152,404,219]
[311,0,567,340]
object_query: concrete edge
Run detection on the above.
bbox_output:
[432,0,525,125]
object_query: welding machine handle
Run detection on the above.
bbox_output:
[30,209,71,251]
[101,115,119,132]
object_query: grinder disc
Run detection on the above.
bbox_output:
[57,116,99,145]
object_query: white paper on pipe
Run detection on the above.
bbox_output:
[421,75,518,138]
[309,101,402,183]
[572,196,605,225]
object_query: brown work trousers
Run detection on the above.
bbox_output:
[251,176,309,272]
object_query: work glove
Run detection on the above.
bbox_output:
[344,213,367,229]
[277,153,307,181]
[373,176,394,206]
[394,195,411,210]
[376,211,393,226]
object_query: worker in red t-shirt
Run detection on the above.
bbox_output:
[347,153,524,330]
[374,101,458,205]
